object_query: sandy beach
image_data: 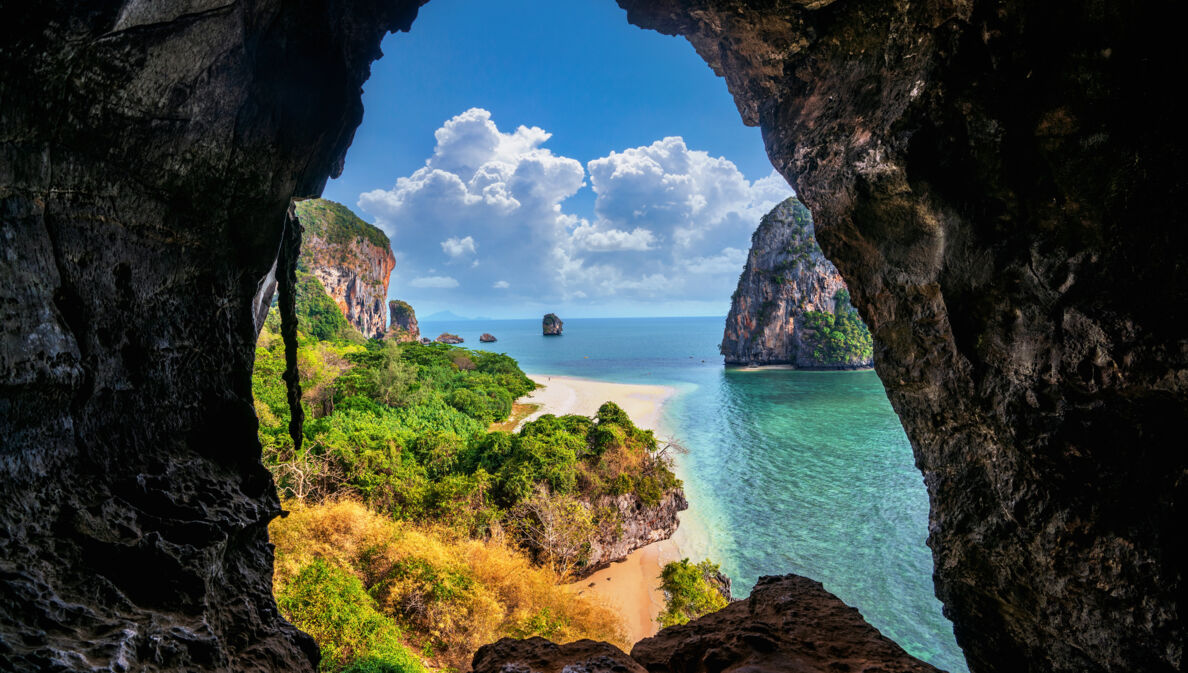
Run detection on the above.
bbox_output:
[517,374,685,644]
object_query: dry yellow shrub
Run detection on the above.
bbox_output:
[271,499,628,671]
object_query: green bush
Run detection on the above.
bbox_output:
[276,558,425,673]
[658,559,729,628]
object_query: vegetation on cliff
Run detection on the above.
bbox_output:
[800,289,874,366]
[296,198,391,251]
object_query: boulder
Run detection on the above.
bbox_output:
[479,333,497,342]
[435,333,464,344]
[543,313,563,336]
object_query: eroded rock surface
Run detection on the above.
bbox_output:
[721,197,870,368]
[473,638,645,673]
[296,199,395,339]
[472,575,939,673]
[581,489,688,577]
[0,1,424,670]
[543,313,563,335]
[620,1,1187,671]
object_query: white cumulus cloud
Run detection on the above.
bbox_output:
[355,109,794,314]
[441,235,477,258]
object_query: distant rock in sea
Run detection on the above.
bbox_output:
[386,300,419,342]
[721,197,873,369]
[419,337,432,344]
[543,313,563,336]
[479,333,497,343]
[435,333,464,344]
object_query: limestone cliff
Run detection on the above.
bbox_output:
[543,313,563,335]
[295,199,395,339]
[721,197,872,368]
[387,300,420,342]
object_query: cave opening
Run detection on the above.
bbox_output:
[254,1,965,672]
[4,1,1181,672]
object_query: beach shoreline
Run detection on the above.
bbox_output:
[516,374,692,644]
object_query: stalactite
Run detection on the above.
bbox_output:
[278,204,305,453]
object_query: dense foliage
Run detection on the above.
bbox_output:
[296,198,392,250]
[272,501,626,672]
[800,289,874,365]
[254,276,682,671]
[657,558,730,628]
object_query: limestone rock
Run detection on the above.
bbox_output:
[473,638,644,673]
[387,300,420,343]
[721,197,872,368]
[620,1,1187,670]
[435,333,464,344]
[580,489,688,577]
[471,576,939,673]
[631,575,943,673]
[296,199,395,339]
[479,333,497,343]
[543,313,564,335]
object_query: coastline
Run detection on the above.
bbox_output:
[517,374,691,644]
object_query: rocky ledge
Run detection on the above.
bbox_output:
[722,197,872,369]
[472,574,940,673]
[580,489,688,577]
[435,333,464,344]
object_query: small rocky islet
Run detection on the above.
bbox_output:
[722,197,873,369]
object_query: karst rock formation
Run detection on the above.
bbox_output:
[295,199,396,339]
[1,1,1183,673]
[721,196,871,368]
[387,300,421,342]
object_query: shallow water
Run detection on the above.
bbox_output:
[421,316,968,672]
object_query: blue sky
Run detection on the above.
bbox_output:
[322,0,793,318]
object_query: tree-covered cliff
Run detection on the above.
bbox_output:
[295,199,396,339]
[721,198,873,368]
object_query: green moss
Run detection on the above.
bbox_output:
[296,198,390,250]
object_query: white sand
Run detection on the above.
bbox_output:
[518,374,675,432]
[517,374,684,644]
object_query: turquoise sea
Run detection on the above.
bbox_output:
[422,316,968,673]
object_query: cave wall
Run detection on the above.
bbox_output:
[0,1,423,669]
[617,1,1186,671]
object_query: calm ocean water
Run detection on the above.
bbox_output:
[422,316,967,672]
